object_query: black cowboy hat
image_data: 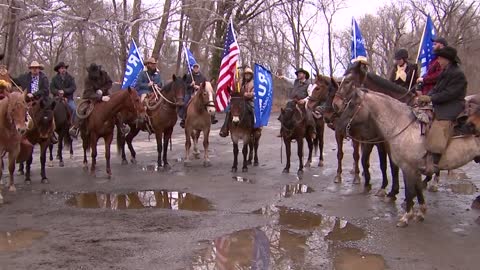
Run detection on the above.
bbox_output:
[431,37,448,47]
[435,46,461,64]
[394,49,409,60]
[87,63,101,71]
[295,68,310,80]
[54,61,69,72]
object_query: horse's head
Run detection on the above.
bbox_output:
[29,97,56,139]
[279,100,304,132]
[6,92,28,135]
[230,91,244,124]
[467,105,480,133]
[335,88,370,133]
[199,81,216,115]
[172,74,186,107]
[307,75,339,110]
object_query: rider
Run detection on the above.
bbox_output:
[389,49,418,91]
[416,37,448,95]
[219,67,254,137]
[136,57,162,103]
[50,61,77,121]
[278,68,316,139]
[417,46,467,175]
[69,63,119,137]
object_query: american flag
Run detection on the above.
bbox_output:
[215,21,239,112]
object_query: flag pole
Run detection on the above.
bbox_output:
[230,18,241,93]
[409,16,429,92]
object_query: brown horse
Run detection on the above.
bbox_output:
[80,88,142,177]
[19,97,56,184]
[48,96,73,167]
[0,92,28,194]
[278,100,313,176]
[184,81,216,167]
[146,75,186,169]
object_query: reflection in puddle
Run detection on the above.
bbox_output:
[334,247,386,270]
[0,229,47,252]
[449,181,477,195]
[63,190,212,211]
[232,176,255,184]
[280,184,314,198]
[142,164,159,172]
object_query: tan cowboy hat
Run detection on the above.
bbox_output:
[244,67,253,74]
[144,57,157,65]
[28,61,44,70]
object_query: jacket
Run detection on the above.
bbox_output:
[136,69,162,95]
[389,62,418,91]
[421,58,443,95]
[428,64,467,121]
[289,79,310,100]
[82,70,113,101]
[185,72,206,94]
[50,72,77,100]
[15,72,49,98]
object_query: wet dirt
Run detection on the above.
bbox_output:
[472,196,480,209]
[280,184,314,198]
[333,247,386,270]
[449,181,477,195]
[232,176,255,184]
[0,229,47,252]
[59,190,213,211]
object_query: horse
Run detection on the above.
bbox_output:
[146,75,186,169]
[80,88,142,178]
[48,96,73,167]
[307,75,361,185]
[184,81,216,167]
[278,99,313,175]
[0,92,28,195]
[334,87,480,227]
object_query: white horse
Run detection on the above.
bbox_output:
[333,88,480,227]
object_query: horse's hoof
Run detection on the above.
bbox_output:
[70,154,74,160]
[194,153,201,160]
[231,167,237,173]
[282,168,289,174]
[24,180,31,185]
[163,163,171,170]
[184,160,191,167]
[107,174,112,180]
[253,161,259,166]
[59,161,64,167]
[8,185,16,192]
[304,162,311,168]
[375,189,387,197]
[41,178,49,184]
[121,160,128,165]
[384,196,396,203]
[48,161,54,167]
[427,184,438,193]
[396,220,409,228]
[334,175,342,183]
[247,160,252,165]
[242,167,248,172]
[414,214,425,223]
[17,170,24,176]
[363,184,372,193]
[318,160,324,167]
[204,161,211,167]
[353,175,361,184]
[130,159,137,165]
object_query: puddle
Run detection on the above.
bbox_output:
[232,176,255,184]
[280,184,314,198]
[334,247,386,270]
[142,164,160,172]
[449,181,477,195]
[62,190,212,211]
[0,229,47,252]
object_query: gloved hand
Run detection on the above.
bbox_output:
[101,96,110,102]
[418,95,431,103]
[27,93,34,98]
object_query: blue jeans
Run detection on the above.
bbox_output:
[178,92,192,120]
[68,99,76,122]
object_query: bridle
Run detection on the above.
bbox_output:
[230,96,248,125]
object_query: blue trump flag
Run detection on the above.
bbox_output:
[253,64,273,128]
[351,18,367,63]
[417,15,436,76]
[183,44,197,70]
[122,40,144,89]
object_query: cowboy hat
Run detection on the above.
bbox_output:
[351,56,369,65]
[144,57,157,65]
[295,68,310,80]
[28,61,44,70]
[435,46,461,64]
[431,37,448,47]
[394,49,409,60]
[54,61,69,72]
[244,67,253,74]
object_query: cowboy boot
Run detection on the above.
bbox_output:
[219,112,230,137]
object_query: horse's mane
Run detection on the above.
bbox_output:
[162,77,185,93]
[360,88,412,115]
[366,72,408,95]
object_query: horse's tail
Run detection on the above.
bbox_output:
[63,132,72,149]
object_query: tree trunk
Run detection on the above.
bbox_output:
[327,23,333,77]
[5,0,19,71]
[151,0,172,61]
[175,6,185,75]
[131,0,142,44]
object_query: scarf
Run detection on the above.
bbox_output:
[395,64,407,82]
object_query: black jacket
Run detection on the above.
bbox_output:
[289,79,310,100]
[184,72,206,94]
[82,70,113,100]
[15,72,49,98]
[428,64,467,121]
[389,62,418,91]
[50,72,76,100]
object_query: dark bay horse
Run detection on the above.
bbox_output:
[0,92,28,194]
[184,81,216,167]
[48,96,73,167]
[81,88,142,177]
[229,91,261,172]
[278,100,313,175]
[20,97,56,184]
[147,75,186,169]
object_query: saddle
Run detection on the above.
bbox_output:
[76,99,95,119]
[412,104,476,137]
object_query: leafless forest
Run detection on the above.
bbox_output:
[1,0,479,96]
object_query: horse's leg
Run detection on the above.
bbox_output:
[232,141,239,173]
[58,131,64,167]
[184,127,192,166]
[305,136,313,168]
[126,127,140,164]
[352,141,361,184]
[426,172,440,192]
[297,137,304,175]
[361,144,373,192]
[48,143,54,167]
[253,131,260,166]
[18,162,24,175]
[89,135,99,177]
[155,132,163,168]
[334,131,343,183]
[318,121,325,167]
[40,142,49,183]
[117,126,128,165]
[25,151,33,184]
[162,128,173,169]
[247,138,253,165]
[82,134,89,169]
[105,133,113,178]
[282,138,291,173]
[203,128,211,167]
[242,139,249,172]
[375,143,388,196]
[193,130,201,159]
[397,169,420,228]
[414,176,427,222]
[387,156,400,201]
[7,152,16,192]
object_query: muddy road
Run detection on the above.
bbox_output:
[1,113,479,270]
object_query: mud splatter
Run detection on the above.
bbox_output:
[334,247,386,270]
[0,229,47,252]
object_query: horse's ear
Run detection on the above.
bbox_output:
[280,108,285,114]
[172,74,177,81]
[127,86,132,93]
[330,77,339,89]
[210,78,216,85]
[182,74,187,81]
[201,81,206,88]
